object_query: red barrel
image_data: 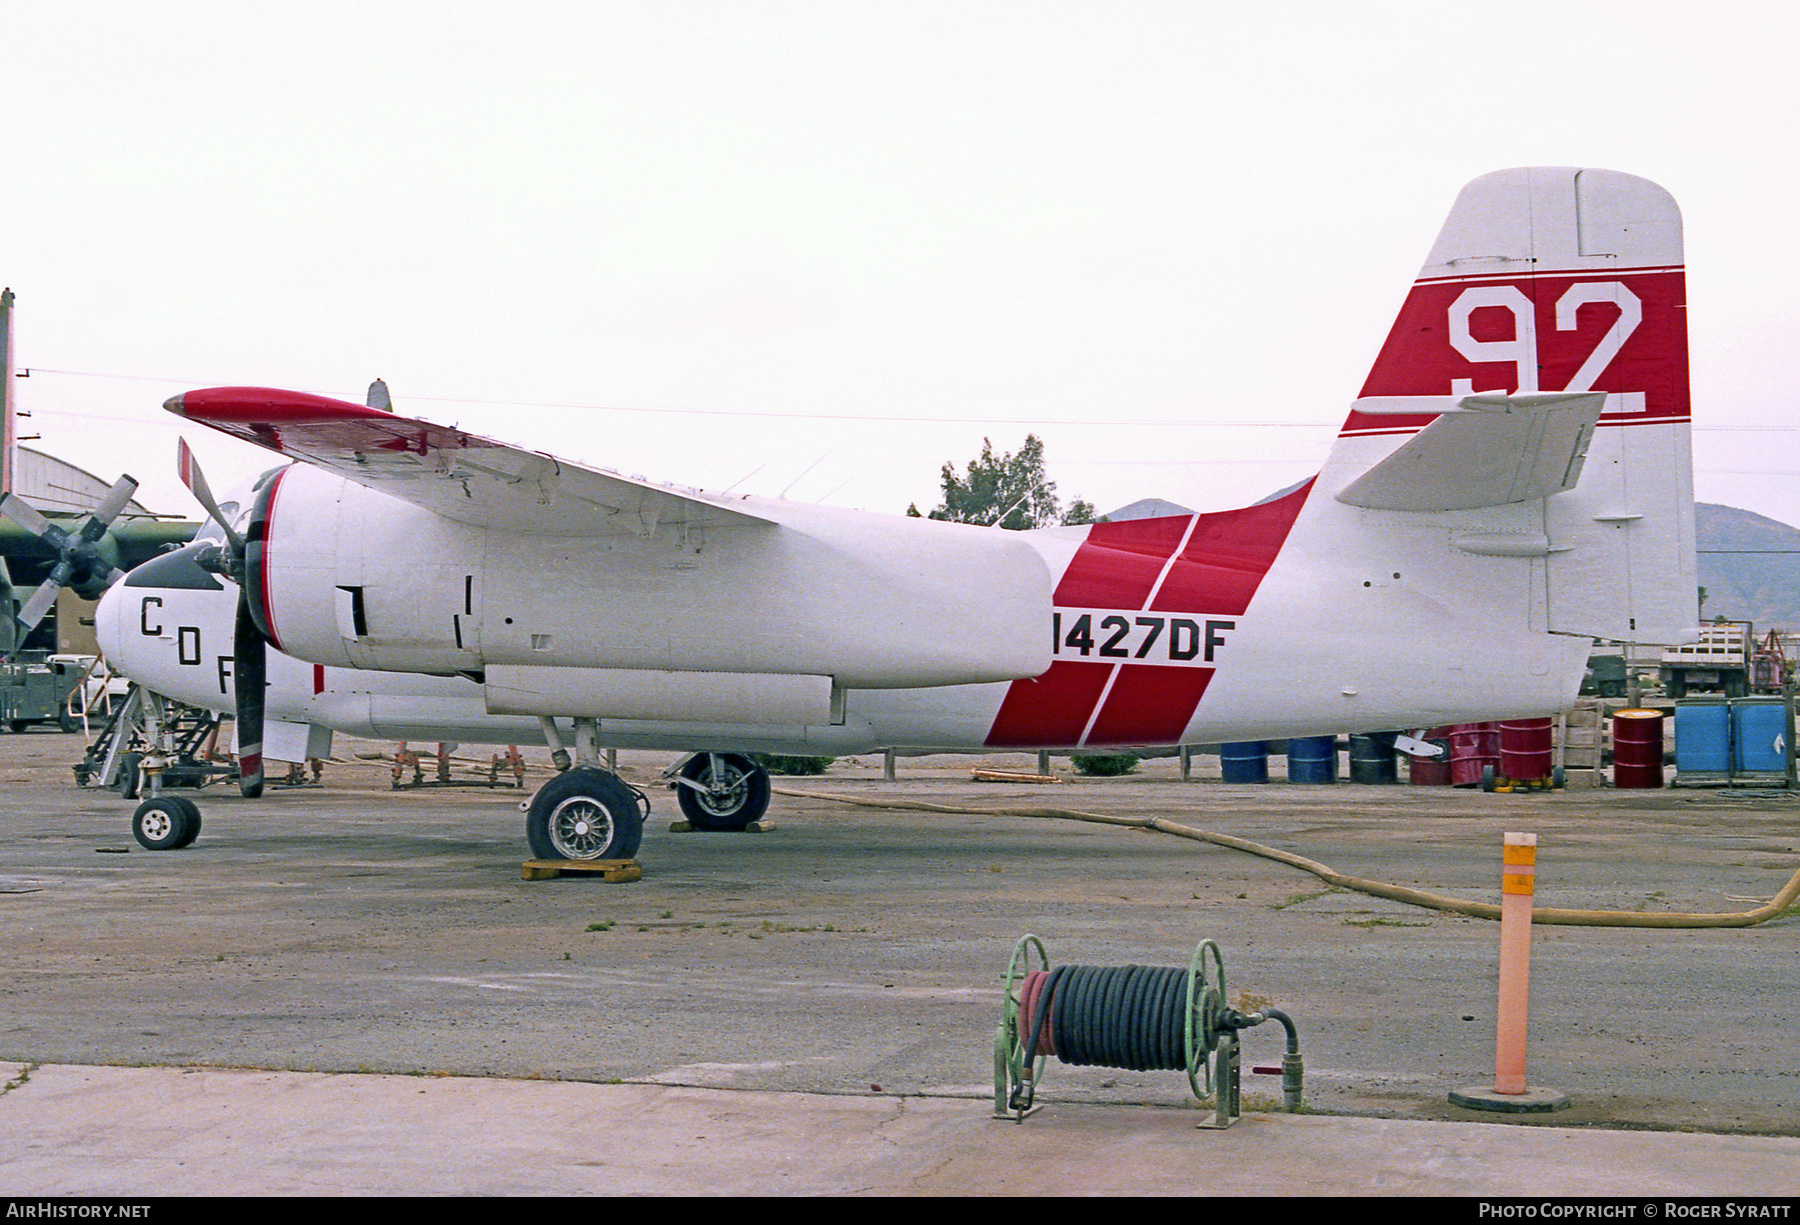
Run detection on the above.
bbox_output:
[1448,722,1501,787]
[1613,708,1666,789]
[1408,728,1453,786]
[1499,717,1554,783]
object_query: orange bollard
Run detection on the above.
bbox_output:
[1449,831,1569,1113]
[1495,832,1535,1093]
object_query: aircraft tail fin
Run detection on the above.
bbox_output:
[1318,167,1695,644]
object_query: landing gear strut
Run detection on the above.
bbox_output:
[114,689,213,851]
[525,717,649,861]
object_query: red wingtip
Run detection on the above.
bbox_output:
[164,386,385,425]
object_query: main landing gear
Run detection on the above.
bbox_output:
[668,752,772,831]
[525,767,647,861]
[527,716,650,861]
[524,722,773,861]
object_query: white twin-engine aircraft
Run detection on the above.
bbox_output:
[96,166,1696,860]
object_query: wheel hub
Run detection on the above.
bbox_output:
[698,765,747,815]
[549,797,615,860]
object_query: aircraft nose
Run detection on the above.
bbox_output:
[93,576,127,664]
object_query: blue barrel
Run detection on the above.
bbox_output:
[1220,741,1269,783]
[1286,735,1337,784]
[1673,700,1730,775]
[1732,699,1787,774]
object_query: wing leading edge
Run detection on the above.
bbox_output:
[165,386,777,536]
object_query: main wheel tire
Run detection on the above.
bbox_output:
[675,753,772,831]
[132,797,196,851]
[526,767,644,861]
[116,752,144,799]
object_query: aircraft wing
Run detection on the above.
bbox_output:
[166,387,777,536]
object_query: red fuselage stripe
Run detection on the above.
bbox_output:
[984,481,1312,748]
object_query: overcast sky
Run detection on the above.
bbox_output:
[4,1,1797,529]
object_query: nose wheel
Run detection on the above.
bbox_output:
[132,796,202,850]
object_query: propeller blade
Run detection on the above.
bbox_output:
[0,557,17,658]
[235,596,267,798]
[1,478,138,654]
[78,475,139,543]
[0,491,61,544]
[177,439,245,553]
[16,579,62,634]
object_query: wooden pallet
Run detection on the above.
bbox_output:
[666,821,775,833]
[520,858,642,882]
[1557,699,1605,788]
[970,769,1062,784]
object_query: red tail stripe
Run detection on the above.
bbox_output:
[1153,482,1313,617]
[1347,268,1689,436]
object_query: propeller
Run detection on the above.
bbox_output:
[0,474,139,657]
[176,438,267,798]
[0,557,16,658]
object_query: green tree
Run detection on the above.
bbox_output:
[926,435,1095,530]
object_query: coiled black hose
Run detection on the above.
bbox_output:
[1022,964,1198,1072]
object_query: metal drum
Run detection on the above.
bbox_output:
[1498,717,1554,783]
[1407,729,1453,786]
[1613,708,1667,789]
[1447,722,1501,787]
[1220,741,1269,784]
[1348,732,1399,784]
[1285,735,1337,784]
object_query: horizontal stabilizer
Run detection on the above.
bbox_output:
[1334,392,1604,512]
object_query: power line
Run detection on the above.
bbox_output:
[24,365,1795,433]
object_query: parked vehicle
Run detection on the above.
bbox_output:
[1661,621,1752,698]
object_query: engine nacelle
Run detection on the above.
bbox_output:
[248,465,1054,716]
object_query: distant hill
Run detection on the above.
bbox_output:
[1697,503,1800,632]
[1099,497,1195,521]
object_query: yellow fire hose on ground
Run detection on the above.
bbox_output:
[775,788,1800,929]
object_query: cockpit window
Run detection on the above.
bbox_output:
[122,541,225,591]
[192,500,241,545]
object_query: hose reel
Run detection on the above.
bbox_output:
[993,935,1303,1127]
